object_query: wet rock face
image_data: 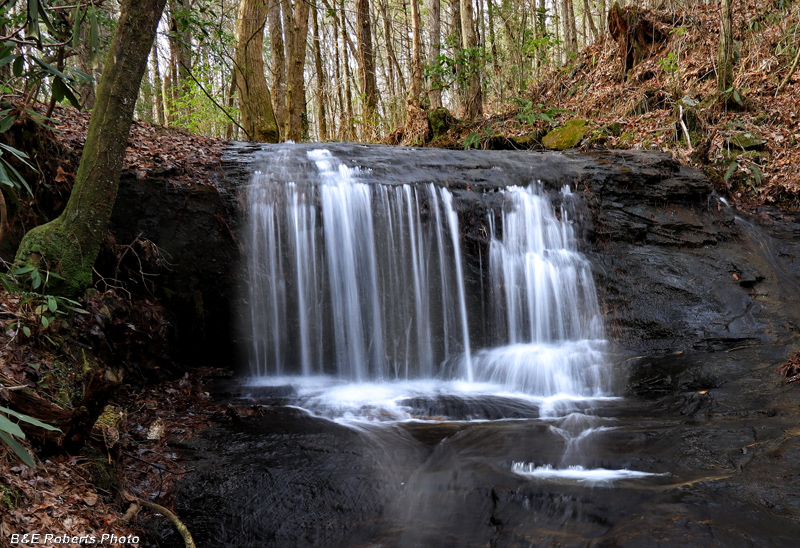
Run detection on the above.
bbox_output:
[102,171,242,368]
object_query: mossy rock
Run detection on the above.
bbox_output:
[542,119,588,151]
[728,131,764,151]
[427,108,457,139]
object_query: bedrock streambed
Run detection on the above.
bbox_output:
[162,145,800,548]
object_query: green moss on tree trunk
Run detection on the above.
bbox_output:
[13,0,168,297]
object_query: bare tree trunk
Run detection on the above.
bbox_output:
[460,0,483,118]
[330,1,345,138]
[268,0,287,132]
[408,0,423,107]
[226,73,237,139]
[235,0,280,141]
[356,0,380,122]
[169,0,194,110]
[718,0,734,91]
[285,0,310,141]
[561,0,577,60]
[598,0,607,34]
[584,0,599,42]
[151,42,165,126]
[381,0,406,97]
[428,0,443,108]
[487,0,499,77]
[312,4,327,140]
[163,72,174,124]
[341,0,356,139]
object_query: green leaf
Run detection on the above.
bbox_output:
[12,55,24,77]
[0,406,61,431]
[733,90,743,105]
[47,296,57,313]
[26,0,41,42]
[13,266,34,276]
[53,77,81,109]
[464,132,481,150]
[0,162,13,188]
[40,315,49,328]
[0,414,26,439]
[749,164,763,186]
[31,57,71,81]
[0,55,16,69]
[72,5,83,50]
[0,115,15,134]
[89,9,99,70]
[51,76,64,102]
[21,326,31,337]
[37,0,57,34]
[0,430,34,467]
[2,160,33,195]
[724,160,738,182]
[0,143,29,161]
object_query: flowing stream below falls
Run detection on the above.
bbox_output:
[164,144,800,548]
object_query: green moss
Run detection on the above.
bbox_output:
[618,131,636,148]
[13,217,95,298]
[1,485,19,510]
[427,108,457,140]
[729,131,764,150]
[542,119,588,150]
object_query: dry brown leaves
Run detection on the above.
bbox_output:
[50,105,225,187]
[779,353,800,383]
[0,454,145,548]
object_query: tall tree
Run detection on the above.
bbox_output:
[268,0,287,131]
[409,0,423,106]
[311,5,328,140]
[169,0,194,108]
[151,42,166,126]
[428,0,443,108]
[235,0,280,141]
[14,0,169,296]
[459,0,483,117]
[284,0,310,140]
[356,0,380,120]
[718,0,734,91]
[561,0,578,60]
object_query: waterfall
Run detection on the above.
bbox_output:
[245,149,607,397]
[245,149,472,379]
[471,184,608,396]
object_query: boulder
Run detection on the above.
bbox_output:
[542,119,588,150]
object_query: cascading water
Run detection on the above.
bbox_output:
[246,149,473,381]
[468,185,608,396]
[245,147,613,409]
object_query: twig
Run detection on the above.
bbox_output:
[179,61,250,140]
[679,104,693,153]
[138,499,196,548]
[776,41,800,97]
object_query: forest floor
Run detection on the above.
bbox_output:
[2,0,800,545]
